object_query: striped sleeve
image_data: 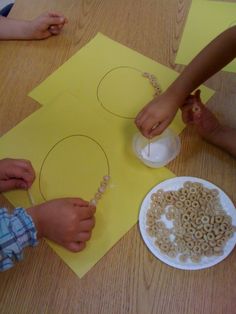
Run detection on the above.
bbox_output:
[0,207,38,271]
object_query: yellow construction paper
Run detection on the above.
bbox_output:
[176,1,236,72]
[29,33,214,122]
[0,34,215,277]
[0,93,176,277]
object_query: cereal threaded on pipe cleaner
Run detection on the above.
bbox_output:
[90,175,110,206]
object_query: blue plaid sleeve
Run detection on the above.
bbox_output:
[0,207,38,271]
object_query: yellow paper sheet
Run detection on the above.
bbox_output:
[0,93,175,277]
[1,34,215,277]
[29,33,214,118]
[176,1,236,72]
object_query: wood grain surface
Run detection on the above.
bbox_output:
[0,1,236,313]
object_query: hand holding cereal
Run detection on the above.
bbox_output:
[27,198,96,252]
[181,90,236,157]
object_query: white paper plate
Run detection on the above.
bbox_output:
[139,177,236,270]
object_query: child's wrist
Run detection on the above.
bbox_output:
[161,88,185,111]
[26,205,43,239]
[166,85,187,103]
[14,20,36,40]
[22,21,36,39]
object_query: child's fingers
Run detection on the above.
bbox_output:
[78,217,96,231]
[76,231,92,242]
[69,198,90,207]
[183,97,195,107]
[48,12,68,23]
[11,159,35,177]
[75,205,96,221]
[183,93,200,107]
[182,109,193,124]
[194,89,201,101]
[135,106,147,125]
[182,103,203,125]
[46,12,68,24]
[183,89,201,107]
[135,109,148,130]
[181,103,195,124]
[192,108,202,121]
[8,165,35,186]
[138,113,164,138]
[64,241,86,252]
[45,16,66,27]
[49,26,61,35]
[190,89,202,108]
[149,119,170,138]
[0,179,28,192]
[48,12,63,18]
[48,12,67,22]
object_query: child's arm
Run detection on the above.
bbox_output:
[0,199,96,271]
[209,127,236,158]
[135,26,236,138]
[0,12,68,40]
[0,158,96,271]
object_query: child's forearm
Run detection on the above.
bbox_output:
[168,26,236,101]
[0,16,31,40]
[210,126,236,158]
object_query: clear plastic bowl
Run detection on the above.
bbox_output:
[133,128,181,168]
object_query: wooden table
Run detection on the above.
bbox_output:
[0,1,236,313]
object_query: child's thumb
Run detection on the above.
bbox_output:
[194,89,201,100]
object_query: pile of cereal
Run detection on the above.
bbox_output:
[146,181,235,263]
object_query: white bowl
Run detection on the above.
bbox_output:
[133,129,181,168]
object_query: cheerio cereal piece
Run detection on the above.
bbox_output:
[179,254,189,263]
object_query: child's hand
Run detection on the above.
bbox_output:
[0,158,35,192]
[181,90,221,142]
[27,198,96,252]
[27,12,68,40]
[135,91,181,138]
